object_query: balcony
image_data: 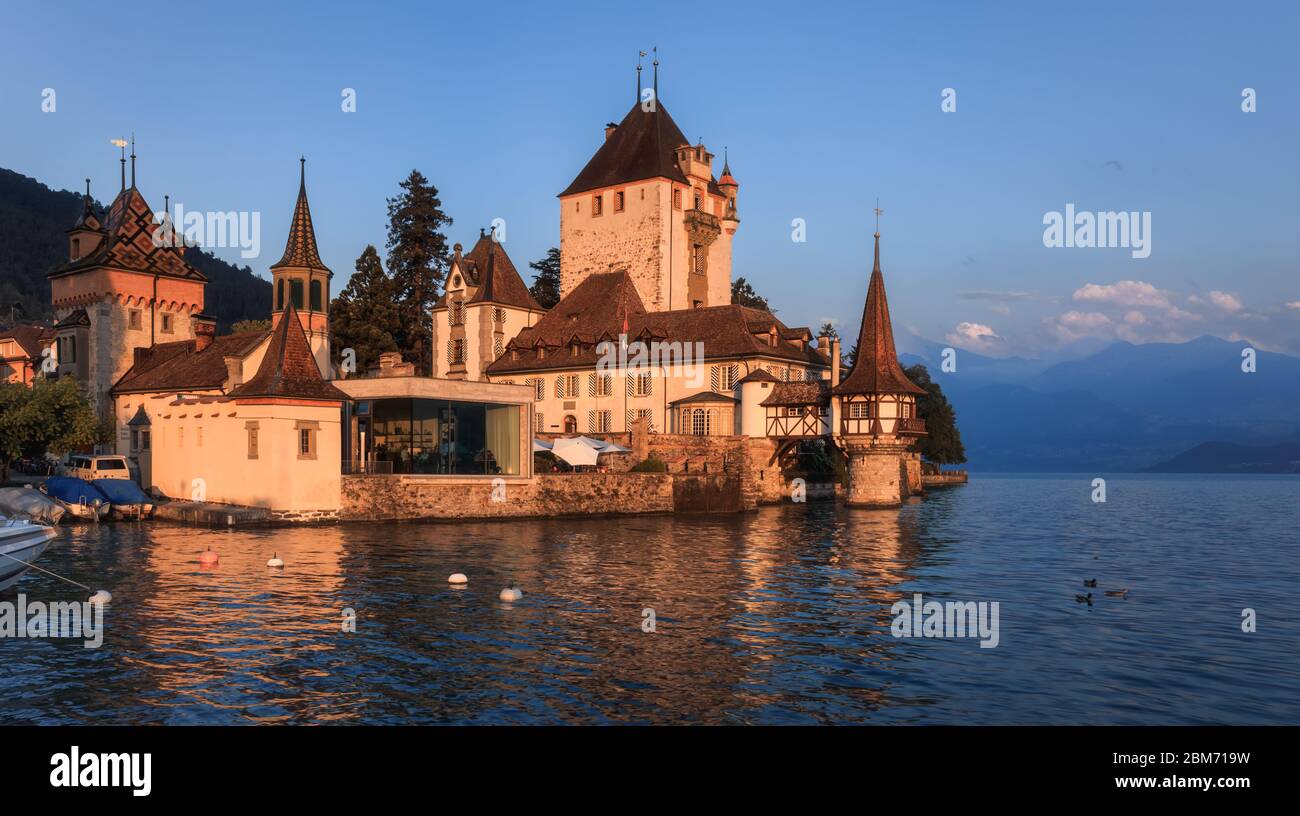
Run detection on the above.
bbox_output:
[896,417,927,435]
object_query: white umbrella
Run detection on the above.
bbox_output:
[551,436,603,467]
[532,438,553,453]
[598,441,631,454]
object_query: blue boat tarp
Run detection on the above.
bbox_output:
[43,476,108,506]
[92,478,152,506]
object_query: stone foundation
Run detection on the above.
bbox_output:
[341,472,674,521]
[842,436,915,507]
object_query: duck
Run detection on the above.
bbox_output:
[1104,588,1129,599]
[1083,579,1097,588]
[1075,593,1093,604]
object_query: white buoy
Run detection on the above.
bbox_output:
[499,586,523,602]
[267,552,284,568]
[88,590,112,605]
[448,573,468,585]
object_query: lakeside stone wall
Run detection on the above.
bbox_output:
[340,472,674,521]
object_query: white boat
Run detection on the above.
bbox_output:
[0,517,58,591]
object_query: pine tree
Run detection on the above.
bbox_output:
[386,170,452,375]
[731,277,773,311]
[528,247,562,309]
[903,363,967,465]
[818,322,839,340]
[330,245,402,374]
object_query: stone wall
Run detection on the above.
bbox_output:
[340,472,674,521]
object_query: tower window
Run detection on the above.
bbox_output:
[129,310,142,330]
[72,238,80,258]
[277,279,285,310]
[310,279,323,311]
[161,313,173,334]
[290,279,304,310]
[694,195,701,210]
[672,189,682,210]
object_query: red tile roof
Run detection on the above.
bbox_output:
[486,271,829,374]
[111,330,269,394]
[228,301,346,401]
[48,186,206,282]
[462,234,542,311]
[760,380,830,406]
[560,100,693,197]
[831,234,925,396]
[0,324,56,359]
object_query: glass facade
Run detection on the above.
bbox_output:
[359,398,520,475]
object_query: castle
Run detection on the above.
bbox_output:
[35,69,928,516]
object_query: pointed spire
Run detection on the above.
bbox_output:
[84,178,91,198]
[129,134,136,188]
[831,229,925,396]
[271,158,330,273]
[652,47,659,99]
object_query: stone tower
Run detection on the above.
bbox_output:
[47,152,206,424]
[270,159,331,376]
[831,232,928,507]
[557,81,740,312]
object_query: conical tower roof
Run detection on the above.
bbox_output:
[831,233,925,396]
[271,159,330,274]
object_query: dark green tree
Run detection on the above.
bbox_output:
[230,318,271,334]
[386,170,452,375]
[528,247,562,309]
[731,277,773,311]
[0,378,110,482]
[330,245,402,375]
[818,321,839,340]
[903,363,966,465]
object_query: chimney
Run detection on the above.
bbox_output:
[604,122,619,140]
[193,314,217,353]
[133,346,152,368]
[223,356,242,390]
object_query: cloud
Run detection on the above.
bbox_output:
[945,321,1005,352]
[1073,280,1171,309]
[1048,310,1113,342]
[989,303,1011,317]
[959,289,1054,303]
[1206,291,1244,312]
[1287,301,1300,311]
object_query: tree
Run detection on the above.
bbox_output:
[330,245,403,374]
[230,318,271,334]
[818,322,839,341]
[731,277,773,312]
[0,378,110,482]
[903,363,967,465]
[386,170,453,376]
[528,247,562,309]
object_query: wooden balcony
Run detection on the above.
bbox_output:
[896,417,927,435]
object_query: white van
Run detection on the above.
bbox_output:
[66,454,132,481]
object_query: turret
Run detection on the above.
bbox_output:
[270,158,332,376]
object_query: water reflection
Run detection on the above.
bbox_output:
[4,475,1299,724]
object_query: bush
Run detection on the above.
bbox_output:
[630,457,667,473]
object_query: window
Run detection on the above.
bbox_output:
[58,336,76,364]
[296,421,318,460]
[130,429,139,451]
[712,364,738,391]
[276,279,284,310]
[535,412,545,432]
[494,336,504,358]
[448,339,465,366]
[129,310,142,330]
[690,408,709,436]
[161,313,173,334]
[848,402,871,419]
[72,238,80,258]
[693,194,701,210]
[902,402,913,418]
[594,374,612,397]
[588,410,612,433]
[592,194,603,216]
[632,372,653,396]
[570,343,580,357]
[310,279,323,311]
[672,189,682,209]
[290,279,304,309]
[142,430,150,450]
[560,374,580,398]
[614,191,625,212]
[527,378,545,400]
[493,307,506,324]
[564,415,577,434]
[450,300,464,326]
[246,422,259,459]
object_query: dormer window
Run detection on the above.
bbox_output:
[72,238,80,259]
[570,343,580,357]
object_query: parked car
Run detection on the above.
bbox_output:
[64,454,132,481]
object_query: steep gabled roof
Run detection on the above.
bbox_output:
[49,186,206,282]
[761,380,830,406]
[270,160,330,275]
[462,234,543,311]
[831,234,925,396]
[0,324,55,359]
[228,301,346,401]
[559,100,692,197]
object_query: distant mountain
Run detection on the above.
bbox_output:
[901,333,1300,472]
[0,167,270,331]
[1147,440,1300,474]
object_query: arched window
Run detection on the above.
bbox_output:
[290,279,304,309]
[310,279,323,311]
[563,415,577,434]
[276,279,284,310]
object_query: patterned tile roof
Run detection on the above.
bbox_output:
[48,186,206,282]
[270,160,330,275]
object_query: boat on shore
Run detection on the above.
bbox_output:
[92,479,155,519]
[41,477,110,521]
[0,487,65,525]
[0,517,58,590]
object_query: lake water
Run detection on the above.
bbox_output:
[4,474,1298,724]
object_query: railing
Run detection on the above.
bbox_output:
[341,459,395,475]
[896,417,927,435]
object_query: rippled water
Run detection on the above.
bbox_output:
[3,474,1298,724]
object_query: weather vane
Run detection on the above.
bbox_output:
[874,198,884,234]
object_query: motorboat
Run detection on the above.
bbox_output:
[41,477,110,521]
[0,486,65,525]
[93,478,155,519]
[0,517,58,591]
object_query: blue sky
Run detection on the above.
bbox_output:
[3,0,1298,355]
